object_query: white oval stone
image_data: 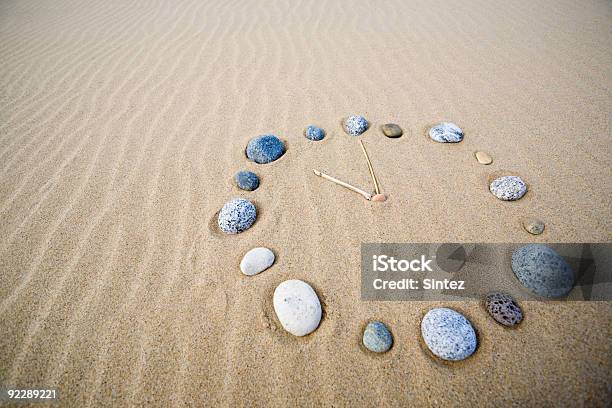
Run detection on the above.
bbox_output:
[273,280,322,336]
[240,247,275,276]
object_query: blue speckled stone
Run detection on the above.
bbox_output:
[218,198,257,234]
[490,176,527,201]
[344,115,369,136]
[246,135,286,164]
[235,171,259,191]
[305,125,325,141]
[363,321,393,353]
[421,308,477,361]
[511,244,575,298]
[429,122,464,143]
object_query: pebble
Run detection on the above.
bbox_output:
[240,247,275,276]
[304,125,325,141]
[344,115,369,136]
[363,321,393,353]
[234,171,260,191]
[489,176,528,201]
[381,123,403,138]
[428,122,464,143]
[511,244,575,298]
[273,280,322,336]
[475,151,492,165]
[421,307,477,361]
[246,134,286,164]
[523,218,545,235]
[485,292,523,327]
[217,198,257,234]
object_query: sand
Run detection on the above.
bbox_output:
[1,0,611,406]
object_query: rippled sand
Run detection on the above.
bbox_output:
[0,0,610,406]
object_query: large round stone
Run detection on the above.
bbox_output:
[489,176,528,201]
[246,134,286,164]
[429,122,464,143]
[217,198,257,234]
[273,280,321,336]
[511,244,575,298]
[421,308,477,361]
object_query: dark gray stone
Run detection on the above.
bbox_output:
[235,171,259,191]
[246,135,286,164]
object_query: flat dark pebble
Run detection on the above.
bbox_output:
[381,123,403,138]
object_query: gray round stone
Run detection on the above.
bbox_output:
[511,244,575,298]
[218,198,257,234]
[305,125,325,141]
[344,115,369,136]
[381,123,403,138]
[421,307,477,361]
[429,122,464,143]
[246,134,286,164]
[522,218,545,235]
[489,176,527,201]
[363,321,393,353]
[485,292,523,327]
[235,171,260,191]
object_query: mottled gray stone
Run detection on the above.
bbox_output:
[511,244,575,298]
[485,292,523,327]
[421,308,477,361]
[246,134,286,164]
[235,171,260,191]
[218,198,257,234]
[429,122,464,143]
[305,125,325,141]
[381,123,403,138]
[344,115,369,136]
[490,176,527,201]
[363,321,393,353]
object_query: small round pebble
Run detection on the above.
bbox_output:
[485,292,523,327]
[344,115,369,136]
[381,123,403,138]
[304,125,325,141]
[363,321,393,353]
[512,244,575,298]
[234,171,260,191]
[475,151,492,165]
[522,218,545,235]
[217,198,257,234]
[246,134,286,164]
[240,247,275,276]
[489,176,528,201]
[429,122,464,143]
[421,307,477,361]
[273,279,322,336]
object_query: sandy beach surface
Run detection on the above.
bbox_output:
[1,0,611,406]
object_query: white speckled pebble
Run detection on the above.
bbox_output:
[421,307,477,361]
[240,247,275,276]
[273,280,321,336]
